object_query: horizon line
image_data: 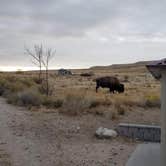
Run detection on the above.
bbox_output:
[0,59,155,72]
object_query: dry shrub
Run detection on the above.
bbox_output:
[80,72,94,77]
[19,78,36,87]
[0,78,9,95]
[0,76,37,96]
[0,75,60,109]
[7,81,25,93]
[0,78,25,96]
[89,100,101,108]
[61,90,112,115]
[7,89,43,107]
[144,95,160,107]
[0,75,64,109]
[110,110,118,120]
[38,79,55,96]
[115,104,126,115]
[112,91,160,108]
[93,107,105,116]
[108,103,126,120]
[62,92,91,115]
[32,77,42,84]
[113,95,142,107]
[0,75,45,108]
[123,75,129,82]
[89,97,111,108]
[42,96,63,108]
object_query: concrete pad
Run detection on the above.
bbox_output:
[126,143,160,166]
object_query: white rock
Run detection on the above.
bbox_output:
[95,127,118,139]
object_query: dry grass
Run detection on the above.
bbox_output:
[144,94,160,107]
[60,90,112,115]
[7,89,43,107]
[0,64,161,120]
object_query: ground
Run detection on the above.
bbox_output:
[0,62,161,166]
[0,97,136,166]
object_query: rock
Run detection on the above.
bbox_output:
[95,127,118,139]
[58,69,72,76]
[76,126,80,132]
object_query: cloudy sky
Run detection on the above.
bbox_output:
[0,0,166,70]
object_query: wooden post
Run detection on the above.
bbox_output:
[161,70,166,166]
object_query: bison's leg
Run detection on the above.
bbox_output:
[96,85,99,93]
[109,88,114,93]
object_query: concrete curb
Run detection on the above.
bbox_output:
[117,123,161,142]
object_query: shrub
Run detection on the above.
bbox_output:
[7,89,43,107]
[80,72,94,77]
[115,104,126,115]
[38,80,54,96]
[62,93,91,115]
[32,77,42,84]
[7,81,25,93]
[7,93,19,105]
[89,98,112,108]
[18,90,43,106]
[110,111,118,120]
[51,99,63,108]
[0,78,8,95]
[5,76,17,82]
[0,75,64,109]
[113,96,141,107]
[42,97,63,108]
[144,95,160,107]
[123,75,129,82]
[0,76,36,96]
[0,87,5,96]
[89,100,101,108]
[19,78,36,87]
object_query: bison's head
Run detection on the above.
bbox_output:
[117,84,124,93]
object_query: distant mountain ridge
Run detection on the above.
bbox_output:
[90,60,155,70]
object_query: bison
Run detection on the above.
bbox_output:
[95,76,124,93]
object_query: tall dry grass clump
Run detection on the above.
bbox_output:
[7,89,43,107]
[144,94,160,107]
[42,96,63,108]
[113,95,143,107]
[0,76,35,96]
[62,91,91,115]
[0,75,62,109]
[61,90,112,115]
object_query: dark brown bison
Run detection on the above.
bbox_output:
[95,76,124,93]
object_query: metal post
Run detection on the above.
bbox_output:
[161,70,166,166]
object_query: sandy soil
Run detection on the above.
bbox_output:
[0,97,137,166]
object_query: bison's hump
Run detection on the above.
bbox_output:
[96,76,120,84]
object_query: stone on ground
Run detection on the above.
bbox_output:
[95,127,117,139]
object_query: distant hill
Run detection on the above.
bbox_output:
[90,61,154,70]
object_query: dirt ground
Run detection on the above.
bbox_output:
[0,97,137,166]
[0,63,161,166]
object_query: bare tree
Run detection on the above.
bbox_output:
[42,48,56,96]
[25,44,55,96]
[25,44,43,83]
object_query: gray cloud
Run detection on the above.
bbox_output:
[0,0,166,70]
[1,0,166,37]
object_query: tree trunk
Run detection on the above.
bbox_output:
[39,63,42,83]
[46,67,49,96]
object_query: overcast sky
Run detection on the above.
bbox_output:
[0,0,166,70]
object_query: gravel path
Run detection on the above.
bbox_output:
[0,98,136,166]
